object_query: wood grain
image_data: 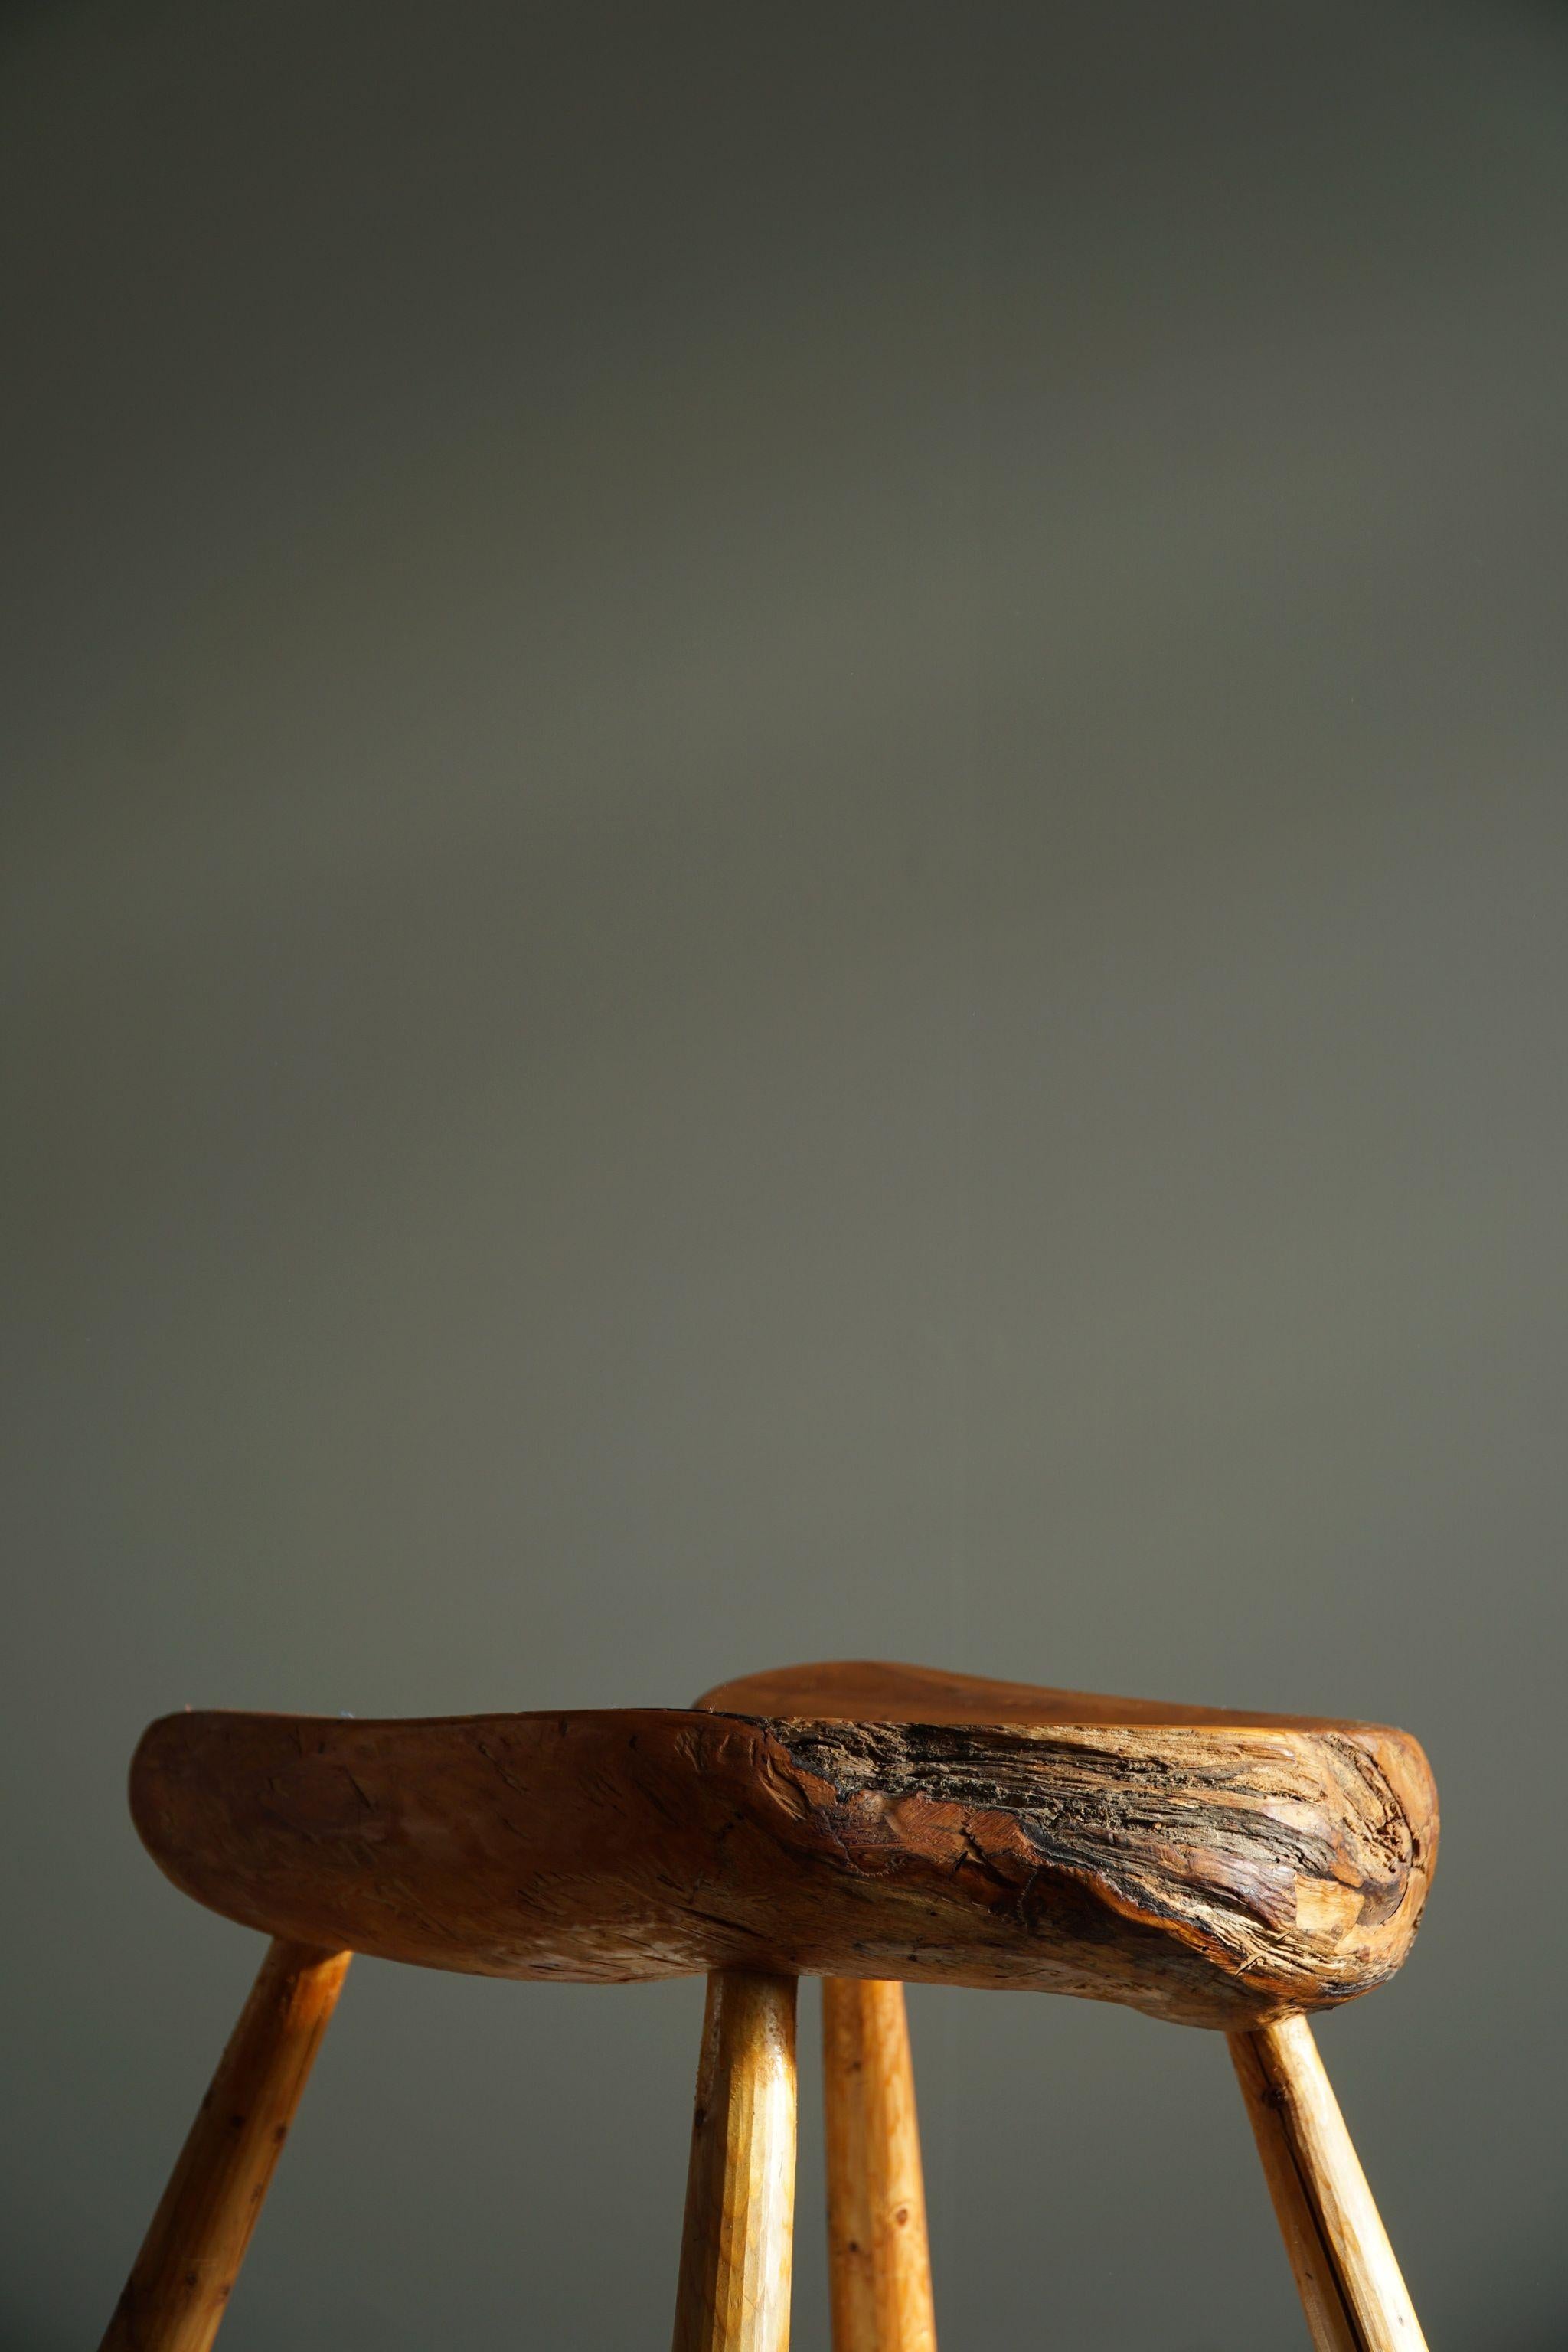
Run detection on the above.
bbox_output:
[101,1938,350,2352]
[672,1971,798,2352]
[1230,2026,1361,2352]
[1230,2015,1428,2352]
[822,1981,936,2352]
[130,1696,1436,2027]
[696,1657,1382,1731]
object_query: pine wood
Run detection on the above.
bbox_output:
[672,1971,799,2352]
[1230,2015,1428,2352]
[131,1676,1436,2028]
[100,1938,350,2352]
[822,1981,936,2352]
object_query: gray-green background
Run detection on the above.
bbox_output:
[5,2,1566,2344]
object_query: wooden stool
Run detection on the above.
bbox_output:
[103,1658,1438,2352]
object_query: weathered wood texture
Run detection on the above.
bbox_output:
[100,1938,350,2352]
[1230,2016,1429,2352]
[672,1971,798,2352]
[822,1981,936,2352]
[132,1682,1436,2027]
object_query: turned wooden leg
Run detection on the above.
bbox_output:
[672,1969,799,2352]
[822,1980,936,2352]
[1229,2015,1428,2352]
[102,1939,351,2352]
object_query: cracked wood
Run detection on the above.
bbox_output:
[130,1688,1435,2028]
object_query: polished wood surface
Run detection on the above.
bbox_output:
[822,1981,936,2352]
[672,1971,798,2352]
[1230,2016,1428,2352]
[131,1681,1436,2027]
[100,1939,350,2352]
[112,1666,1436,2349]
[696,1656,1384,1731]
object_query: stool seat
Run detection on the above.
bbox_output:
[132,1658,1435,2030]
[110,1661,1441,2352]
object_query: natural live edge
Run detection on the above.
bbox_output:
[129,1700,1436,2029]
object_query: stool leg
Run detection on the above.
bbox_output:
[1229,2015,1428,2352]
[101,1938,351,2352]
[672,1969,798,2352]
[822,1980,936,2352]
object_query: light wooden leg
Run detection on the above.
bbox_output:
[822,1980,936,2352]
[672,1969,798,2352]
[1229,2015,1428,2352]
[102,1938,351,2352]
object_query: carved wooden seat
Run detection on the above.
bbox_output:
[105,1661,1439,2352]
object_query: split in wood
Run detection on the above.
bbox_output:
[106,1659,1437,2352]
